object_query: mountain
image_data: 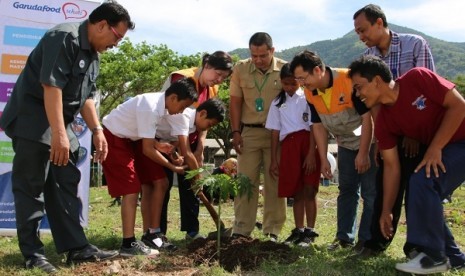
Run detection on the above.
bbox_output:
[230,24,465,79]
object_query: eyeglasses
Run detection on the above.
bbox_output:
[295,72,310,82]
[110,26,124,42]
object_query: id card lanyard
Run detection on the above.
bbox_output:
[254,73,269,112]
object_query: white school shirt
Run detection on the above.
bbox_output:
[265,88,312,141]
[102,92,168,141]
[155,107,196,141]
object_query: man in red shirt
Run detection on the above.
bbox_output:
[348,55,465,274]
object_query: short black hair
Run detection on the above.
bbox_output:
[348,55,392,83]
[249,32,273,49]
[196,98,225,122]
[89,0,135,30]
[289,50,325,74]
[165,77,198,102]
[353,4,388,28]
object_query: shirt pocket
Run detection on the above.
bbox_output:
[240,81,256,102]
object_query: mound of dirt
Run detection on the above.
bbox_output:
[187,236,298,272]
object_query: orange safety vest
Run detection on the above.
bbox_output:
[162,67,218,108]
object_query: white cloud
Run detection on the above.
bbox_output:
[118,0,465,55]
[385,0,465,41]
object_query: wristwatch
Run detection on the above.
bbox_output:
[92,126,104,134]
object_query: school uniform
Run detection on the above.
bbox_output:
[159,68,215,234]
[157,108,201,234]
[265,89,320,197]
[102,92,170,197]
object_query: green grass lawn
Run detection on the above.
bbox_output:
[0,183,464,275]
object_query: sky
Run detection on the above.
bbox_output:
[116,0,465,55]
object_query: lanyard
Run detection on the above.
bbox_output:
[254,73,270,97]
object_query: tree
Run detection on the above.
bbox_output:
[207,83,234,159]
[454,74,465,97]
[205,55,241,160]
[96,39,201,118]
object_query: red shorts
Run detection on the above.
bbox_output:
[102,128,166,198]
[278,130,321,197]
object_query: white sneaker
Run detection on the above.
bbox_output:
[185,233,205,240]
[395,252,450,274]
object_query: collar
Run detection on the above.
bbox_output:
[312,66,334,96]
[372,30,399,57]
[248,56,281,74]
[79,20,92,52]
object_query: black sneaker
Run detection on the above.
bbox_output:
[264,233,278,242]
[295,229,319,247]
[141,231,178,252]
[120,240,159,257]
[25,257,57,274]
[352,240,365,254]
[284,228,302,245]
[327,238,354,251]
[347,247,382,260]
[67,244,119,265]
[231,233,248,239]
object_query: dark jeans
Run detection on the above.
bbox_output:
[364,140,426,251]
[407,141,465,264]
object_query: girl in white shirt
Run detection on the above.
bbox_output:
[265,63,321,247]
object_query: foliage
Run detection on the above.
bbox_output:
[205,55,240,159]
[185,168,253,205]
[230,23,465,79]
[207,84,234,159]
[96,39,201,118]
[454,74,465,96]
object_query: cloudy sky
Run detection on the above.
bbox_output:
[116,0,465,55]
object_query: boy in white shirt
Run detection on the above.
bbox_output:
[142,98,225,243]
[101,78,197,256]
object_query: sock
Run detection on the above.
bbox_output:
[187,231,198,238]
[149,227,161,234]
[298,228,305,232]
[122,236,136,248]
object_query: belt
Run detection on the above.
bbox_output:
[243,123,265,128]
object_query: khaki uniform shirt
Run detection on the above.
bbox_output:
[230,57,286,124]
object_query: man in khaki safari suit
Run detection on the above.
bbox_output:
[229,32,287,240]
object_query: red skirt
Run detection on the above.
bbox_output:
[278,130,320,197]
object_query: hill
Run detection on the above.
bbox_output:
[230,24,465,79]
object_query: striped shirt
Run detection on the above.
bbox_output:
[364,31,435,79]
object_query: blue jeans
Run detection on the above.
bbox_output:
[407,140,465,264]
[336,145,377,243]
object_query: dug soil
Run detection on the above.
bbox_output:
[186,235,298,272]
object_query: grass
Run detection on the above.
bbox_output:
[0,183,464,275]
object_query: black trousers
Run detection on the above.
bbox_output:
[160,142,199,234]
[11,137,88,258]
[364,140,427,251]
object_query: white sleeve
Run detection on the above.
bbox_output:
[168,113,190,137]
[265,100,281,131]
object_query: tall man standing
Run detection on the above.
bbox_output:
[351,3,439,258]
[229,32,287,239]
[0,2,135,273]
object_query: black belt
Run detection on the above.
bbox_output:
[243,123,265,128]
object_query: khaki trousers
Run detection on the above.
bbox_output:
[233,127,286,236]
